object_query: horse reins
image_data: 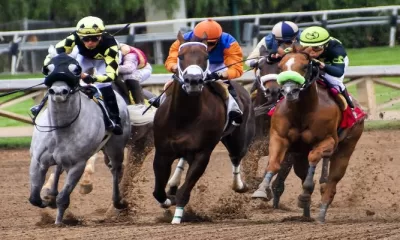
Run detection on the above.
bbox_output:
[142,57,259,115]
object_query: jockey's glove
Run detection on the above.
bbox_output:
[312,59,323,67]
[207,71,222,81]
[82,75,96,84]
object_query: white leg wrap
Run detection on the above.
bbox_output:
[172,207,184,224]
[168,158,185,187]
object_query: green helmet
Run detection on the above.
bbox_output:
[300,26,330,47]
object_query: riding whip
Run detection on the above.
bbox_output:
[0,82,45,98]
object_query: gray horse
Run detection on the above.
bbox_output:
[28,54,131,225]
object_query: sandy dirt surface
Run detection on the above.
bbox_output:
[1,130,400,240]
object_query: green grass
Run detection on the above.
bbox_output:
[0,137,31,149]
[347,46,400,66]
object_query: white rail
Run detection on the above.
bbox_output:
[0,65,399,91]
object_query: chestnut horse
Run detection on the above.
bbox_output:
[252,47,364,223]
[152,32,255,224]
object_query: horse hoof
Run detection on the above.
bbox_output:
[171,217,182,224]
[114,199,128,210]
[316,217,326,224]
[297,194,311,209]
[233,182,248,193]
[79,183,93,195]
[160,199,172,209]
[251,188,272,200]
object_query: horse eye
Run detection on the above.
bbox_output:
[178,55,184,60]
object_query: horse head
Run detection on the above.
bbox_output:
[255,45,280,103]
[42,53,82,102]
[277,46,319,102]
[176,31,209,96]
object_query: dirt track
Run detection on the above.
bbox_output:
[1,130,400,240]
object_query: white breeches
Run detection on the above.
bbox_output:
[322,56,349,92]
[120,63,152,82]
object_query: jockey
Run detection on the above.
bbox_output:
[30,16,123,135]
[246,21,300,67]
[299,26,356,115]
[118,43,152,106]
[151,19,244,125]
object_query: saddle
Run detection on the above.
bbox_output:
[316,80,347,111]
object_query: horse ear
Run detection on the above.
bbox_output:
[177,31,185,44]
[260,45,268,56]
[293,43,305,53]
[202,32,208,44]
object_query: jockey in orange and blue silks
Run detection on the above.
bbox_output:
[153,19,244,125]
[165,19,243,80]
[246,21,300,67]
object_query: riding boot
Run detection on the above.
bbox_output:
[30,93,49,117]
[99,85,123,135]
[125,79,145,105]
[226,82,243,126]
[341,88,357,119]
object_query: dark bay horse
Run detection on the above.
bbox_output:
[252,47,365,223]
[152,32,255,224]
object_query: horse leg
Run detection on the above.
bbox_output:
[104,149,127,210]
[79,153,99,195]
[172,151,212,224]
[167,158,186,197]
[317,138,359,223]
[252,132,289,200]
[29,158,50,208]
[271,154,294,209]
[153,151,175,209]
[55,161,86,225]
[292,155,311,217]
[300,137,335,219]
[41,165,63,209]
[319,157,330,196]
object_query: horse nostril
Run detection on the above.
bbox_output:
[62,89,69,95]
[48,89,55,95]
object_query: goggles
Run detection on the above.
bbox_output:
[81,35,101,43]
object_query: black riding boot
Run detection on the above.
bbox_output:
[99,85,123,135]
[341,88,355,109]
[30,93,49,117]
[227,82,243,125]
[125,79,145,105]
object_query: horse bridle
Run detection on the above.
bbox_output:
[176,42,210,84]
[32,85,83,133]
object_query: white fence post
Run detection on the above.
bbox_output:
[389,8,398,47]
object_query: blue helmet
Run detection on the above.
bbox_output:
[272,21,299,41]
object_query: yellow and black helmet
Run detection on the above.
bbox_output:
[76,16,105,37]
